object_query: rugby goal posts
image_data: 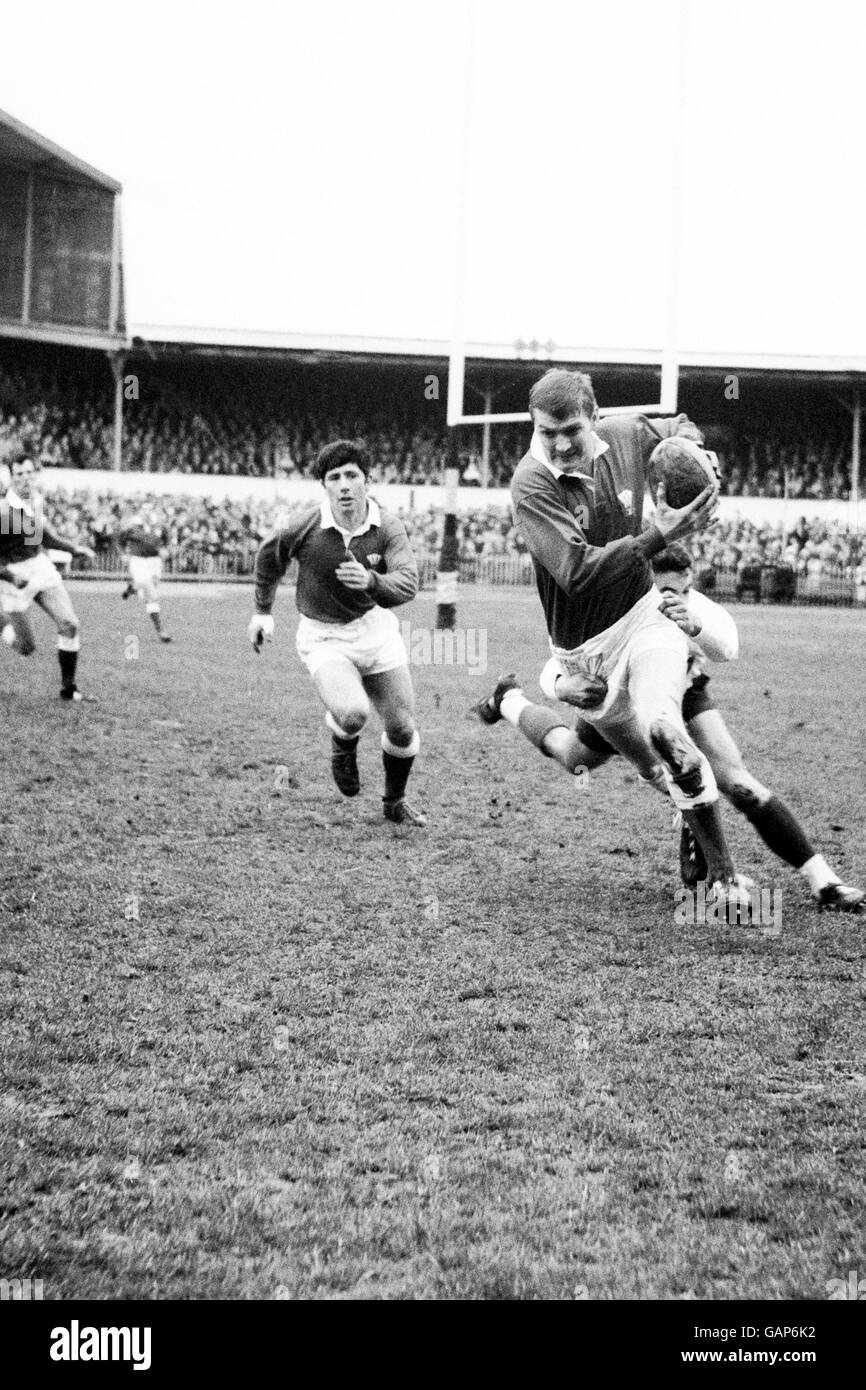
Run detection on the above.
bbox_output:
[445,0,690,429]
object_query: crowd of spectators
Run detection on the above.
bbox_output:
[35,488,866,590]
[1,350,859,497]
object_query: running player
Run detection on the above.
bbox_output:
[476,542,863,913]
[495,367,745,900]
[248,439,425,825]
[0,456,95,701]
[119,512,172,642]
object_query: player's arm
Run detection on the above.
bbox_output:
[39,520,94,559]
[658,587,739,660]
[638,412,705,449]
[515,479,695,595]
[249,524,303,648]
[686,588,739,661]
[365,516,419,607]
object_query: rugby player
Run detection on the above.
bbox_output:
[483,367,747,899]
[0,457,95,701]
[248,439,425,826]
[119,512,172,642]
[476,543,863,912]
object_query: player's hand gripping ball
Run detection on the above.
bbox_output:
[248,613,275,651]
[648,437,720,508]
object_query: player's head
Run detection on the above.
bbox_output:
[529,369,598,474]
[10,455,38,499]
[652,541,693,595]
[315,439,370,484]
[316,439,370,517]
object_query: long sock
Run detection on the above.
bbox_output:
[517,704,569,756]
[58,646,78,689]
[148,606,163,634]
[799,854,840,894]
[684,801,735,883]
[742,794,814,870]
[381,731,419,802]
[500,689,529,725]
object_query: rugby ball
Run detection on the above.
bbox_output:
[649,437,719,508]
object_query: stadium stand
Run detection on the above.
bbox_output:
[0,343,859,497]
[34,487,866,604]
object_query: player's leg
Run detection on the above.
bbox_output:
[1,582,37,656]
[143,577,169,641]
[121,558,135,601]
[310,655,371,797]
[626,642,739,888]
[690,707,864,911]
[363,663,425,825]
[141,561,170,642]
[475,671,613,776]
[35,582,84,701]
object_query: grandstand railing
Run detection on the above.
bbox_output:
[69,548,866,606]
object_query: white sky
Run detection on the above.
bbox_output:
[1,0,865,358]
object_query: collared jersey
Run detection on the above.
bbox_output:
[120,524,166,557]
[511,412,703,649]
[254,497,419,623]
[0,498,78,565]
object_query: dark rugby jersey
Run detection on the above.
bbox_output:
[254,498,418,623]
[0,499,79,565]
[511,412,704,649]
[120,525,166,558]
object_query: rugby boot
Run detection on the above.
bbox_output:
[383,798,427,827]
[815,882,865,913]
[473,673,520,725]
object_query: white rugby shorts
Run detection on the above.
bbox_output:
[128,555,162,588]
[3,552,64,608]
[540,584,689,729]
[296,606,408,678]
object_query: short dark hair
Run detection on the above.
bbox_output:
[315,439,370,482]
[528,368,598,421]
[652,542,693,573]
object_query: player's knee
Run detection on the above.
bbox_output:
[723,769,765,813]
[57,616,79,641]
[336,708,367,737]
[384,711,415,747]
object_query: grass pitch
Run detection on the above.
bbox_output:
[1,585,864,1300]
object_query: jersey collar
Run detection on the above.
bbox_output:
[320,496,381,538]
[5,487,35,514]
[529,431,609,483]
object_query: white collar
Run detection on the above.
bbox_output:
[529,430,609,482]
[5,487,35,514]
[320,495,381,538]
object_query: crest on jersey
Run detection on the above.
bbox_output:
[367,553,381,566]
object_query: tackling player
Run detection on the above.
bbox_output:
[0,457,95,701]
[119,512,172,642]
[476,543,863,913]
[248,439,425,826]
[489,367,747,901]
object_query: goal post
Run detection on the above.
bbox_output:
[446,345,681,427]
[446,0,690,430]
